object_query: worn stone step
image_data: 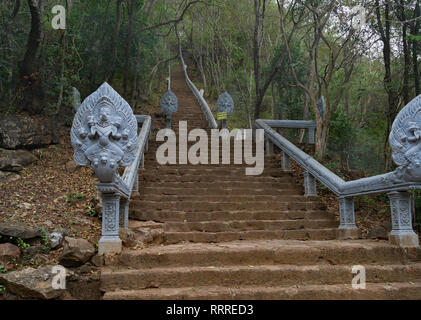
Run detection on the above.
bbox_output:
[102,282,421,300]
[105,240,420,269]
[138,194,312,203]
[163,229,336,243]
[140,175,294,184]
[130,209,331,222]
[163,219,337,232]
[142,163,281,169]
[142,165,283,173]
[146,149,261,157]
[143,157,278,166]
[139,187,300,196]
[132,200,323,212]
[101,264,421,292]
[137,181,298,189]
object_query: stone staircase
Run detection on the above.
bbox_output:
[100,66,421,300]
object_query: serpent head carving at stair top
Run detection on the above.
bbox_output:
[216,92,234,115]
[70,82,138,183]
[160,90,178,115]
[390,94,421,181]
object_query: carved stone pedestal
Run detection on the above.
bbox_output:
[337,196,360,240]
[98,193,122,255]
[388,192,419,247]
[98,236,122,255]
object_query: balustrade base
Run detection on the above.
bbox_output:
[389,232,419,247]
[98,236,122,255]
[336,227,360,240]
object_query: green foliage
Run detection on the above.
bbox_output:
[0,0,174,116]
[39,227,50,254]
[86,205,100,218]
[16,238,30,251]
[0,265,6,274]
[66,192,84,203]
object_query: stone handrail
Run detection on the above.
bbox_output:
[263,120,316,144]
[70,83,152,254]
[178,44,218,129]
[256,98,421,248]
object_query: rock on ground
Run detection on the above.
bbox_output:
[0,115,59,149]
[0,265,66,299]
[0,222,41,241]
[59,237,95,267]
[0,150,37,172]
[119,229,139,248]
[0,243,20,270]
[129,221,164,245]
[367,221,392,240]
[48,232,64,249]
[64,160,81,172]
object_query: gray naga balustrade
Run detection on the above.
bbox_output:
[179,44,218,129]
[71,82,151,254]
[256,96,421,247]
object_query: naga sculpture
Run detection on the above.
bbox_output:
[216,92,234,115]
[389,95,421,181]
[216,92,234,129]
[160,90,178,128]
[70,82,138,183]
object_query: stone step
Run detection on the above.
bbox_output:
[102,282,421,300]
[131,200,323,212]
[147,147,261,154]
[140,175,295,184]
[130,209,331,222]
[163,228,337,243]
[101,264,421,292]
[143,156,278,164]
[138,186,300,196]
[142,165,283,173]
[138,195,311,203]
[105,240,420,269]
[163,219,338,232]
[137,181,298,189]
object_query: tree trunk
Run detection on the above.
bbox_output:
[252,0,266,120]
[376,0,400,171]
[398,0,410,105]
[20,0,44,114]
[412,0,420,96]
[108,0,124,84]
[123,0,136,96]
[130,39,142,108]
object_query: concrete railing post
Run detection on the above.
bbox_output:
[308,127,315,144]
[99,192,122,254]
[387,191,419,247]
[281,151,291,171]
[304,171,317,196]
[337,196,359,239]
[265,137,274,155]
